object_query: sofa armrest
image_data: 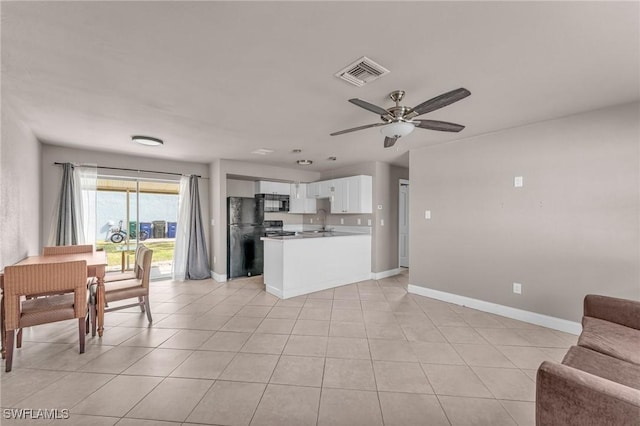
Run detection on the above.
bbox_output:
[536,361,640,426]
[584,294,640,330]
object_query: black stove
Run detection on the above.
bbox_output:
[263,220,297,237]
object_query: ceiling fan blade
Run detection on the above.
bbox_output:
[330,122,386,136]
[414,119,465,132]
[408,88,471,117]
[383,137,398,148]
[348,98,390,116]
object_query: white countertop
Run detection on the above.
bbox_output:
[262,231,369,241]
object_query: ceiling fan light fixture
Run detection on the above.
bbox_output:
[380,122,415,138]
[132,135,163,146]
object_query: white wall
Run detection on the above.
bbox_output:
[0,106,41,268]
[226,179,255,198]
[409,102,640,322]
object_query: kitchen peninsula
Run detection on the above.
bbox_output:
[262,231,372,299]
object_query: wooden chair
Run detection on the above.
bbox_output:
[44,244,95,289]
[104,244,145,283]
[3,260,88,372]
[43,245,93,255]
[89,246,153,336]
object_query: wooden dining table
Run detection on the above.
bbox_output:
[1,250,109,359]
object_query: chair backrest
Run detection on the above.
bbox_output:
[43,245,93,255]
[3,260,88,330]
[135,246,153,288]
[134,244,145,278]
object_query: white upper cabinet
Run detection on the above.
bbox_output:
[255,181,290,195]
[331,175,372,214]
[289,183,317,214]
[307,180,333,199]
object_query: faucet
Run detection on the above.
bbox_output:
[318,208,327,231]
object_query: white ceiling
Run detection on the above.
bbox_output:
[2,2,639,171]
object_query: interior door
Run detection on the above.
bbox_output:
[399,180,410,267]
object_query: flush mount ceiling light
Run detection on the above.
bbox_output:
[132,135,163,146]
[296,159,313,166]
[379,121,415,139]
[251,148,275,155]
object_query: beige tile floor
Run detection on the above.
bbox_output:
[0,270,578,425]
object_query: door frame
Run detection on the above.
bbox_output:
[399,179,410,268]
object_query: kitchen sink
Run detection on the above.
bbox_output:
[298,230,334,237]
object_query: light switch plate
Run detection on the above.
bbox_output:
[424,210,431,220]
[367,219,372,226]
[340,218,344,225]
[513,282,522,294]
[211,219,215,226]
[357,218,361,225]
[381,219,384,226]
[514,176,524,188]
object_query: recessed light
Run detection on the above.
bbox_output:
[296,160,313,166]
[132,135,163,146]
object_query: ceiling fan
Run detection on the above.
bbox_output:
[330,88,471,148]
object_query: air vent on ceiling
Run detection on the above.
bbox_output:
[335,56,390,87]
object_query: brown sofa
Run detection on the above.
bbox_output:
[536,295,640,425]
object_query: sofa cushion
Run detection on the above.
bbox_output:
[563,345,640,391]
[579,316,640,365]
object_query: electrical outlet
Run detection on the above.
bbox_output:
[213,256,216,263]
[310,218,313,224]
[357,218,361,225]
[340,218,344,225]
[380,219,384,226]
[513,282,522,294]
[211,219,215,226]
[514,176,524,188]
[367,219,372,226]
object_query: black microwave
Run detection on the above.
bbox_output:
[255,193,289,212]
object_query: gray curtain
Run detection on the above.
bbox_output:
[185,175,211,280]
[50,163,80,245]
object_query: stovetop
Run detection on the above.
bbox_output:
[263,220,296,237]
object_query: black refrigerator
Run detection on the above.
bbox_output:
[227,196,265,279]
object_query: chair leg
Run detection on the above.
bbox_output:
[5,330,14,372]
[1,294,5,360]
[16,328,22,349]
[144,296,152,323]
[78,318,85,354]
[138,296,146,313]
[85,310,90,335]
[91,303,97,337]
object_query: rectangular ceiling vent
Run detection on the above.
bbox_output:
[335,56,390,87]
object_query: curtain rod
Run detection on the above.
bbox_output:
[53,162,203,178]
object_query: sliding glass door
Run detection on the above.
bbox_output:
[95,177,180,279]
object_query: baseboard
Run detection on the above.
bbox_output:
[407,284,582,335]
[371,268,401,280]
[212,271,227,283]
[265,284,284,299]
[266,272,372,300]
